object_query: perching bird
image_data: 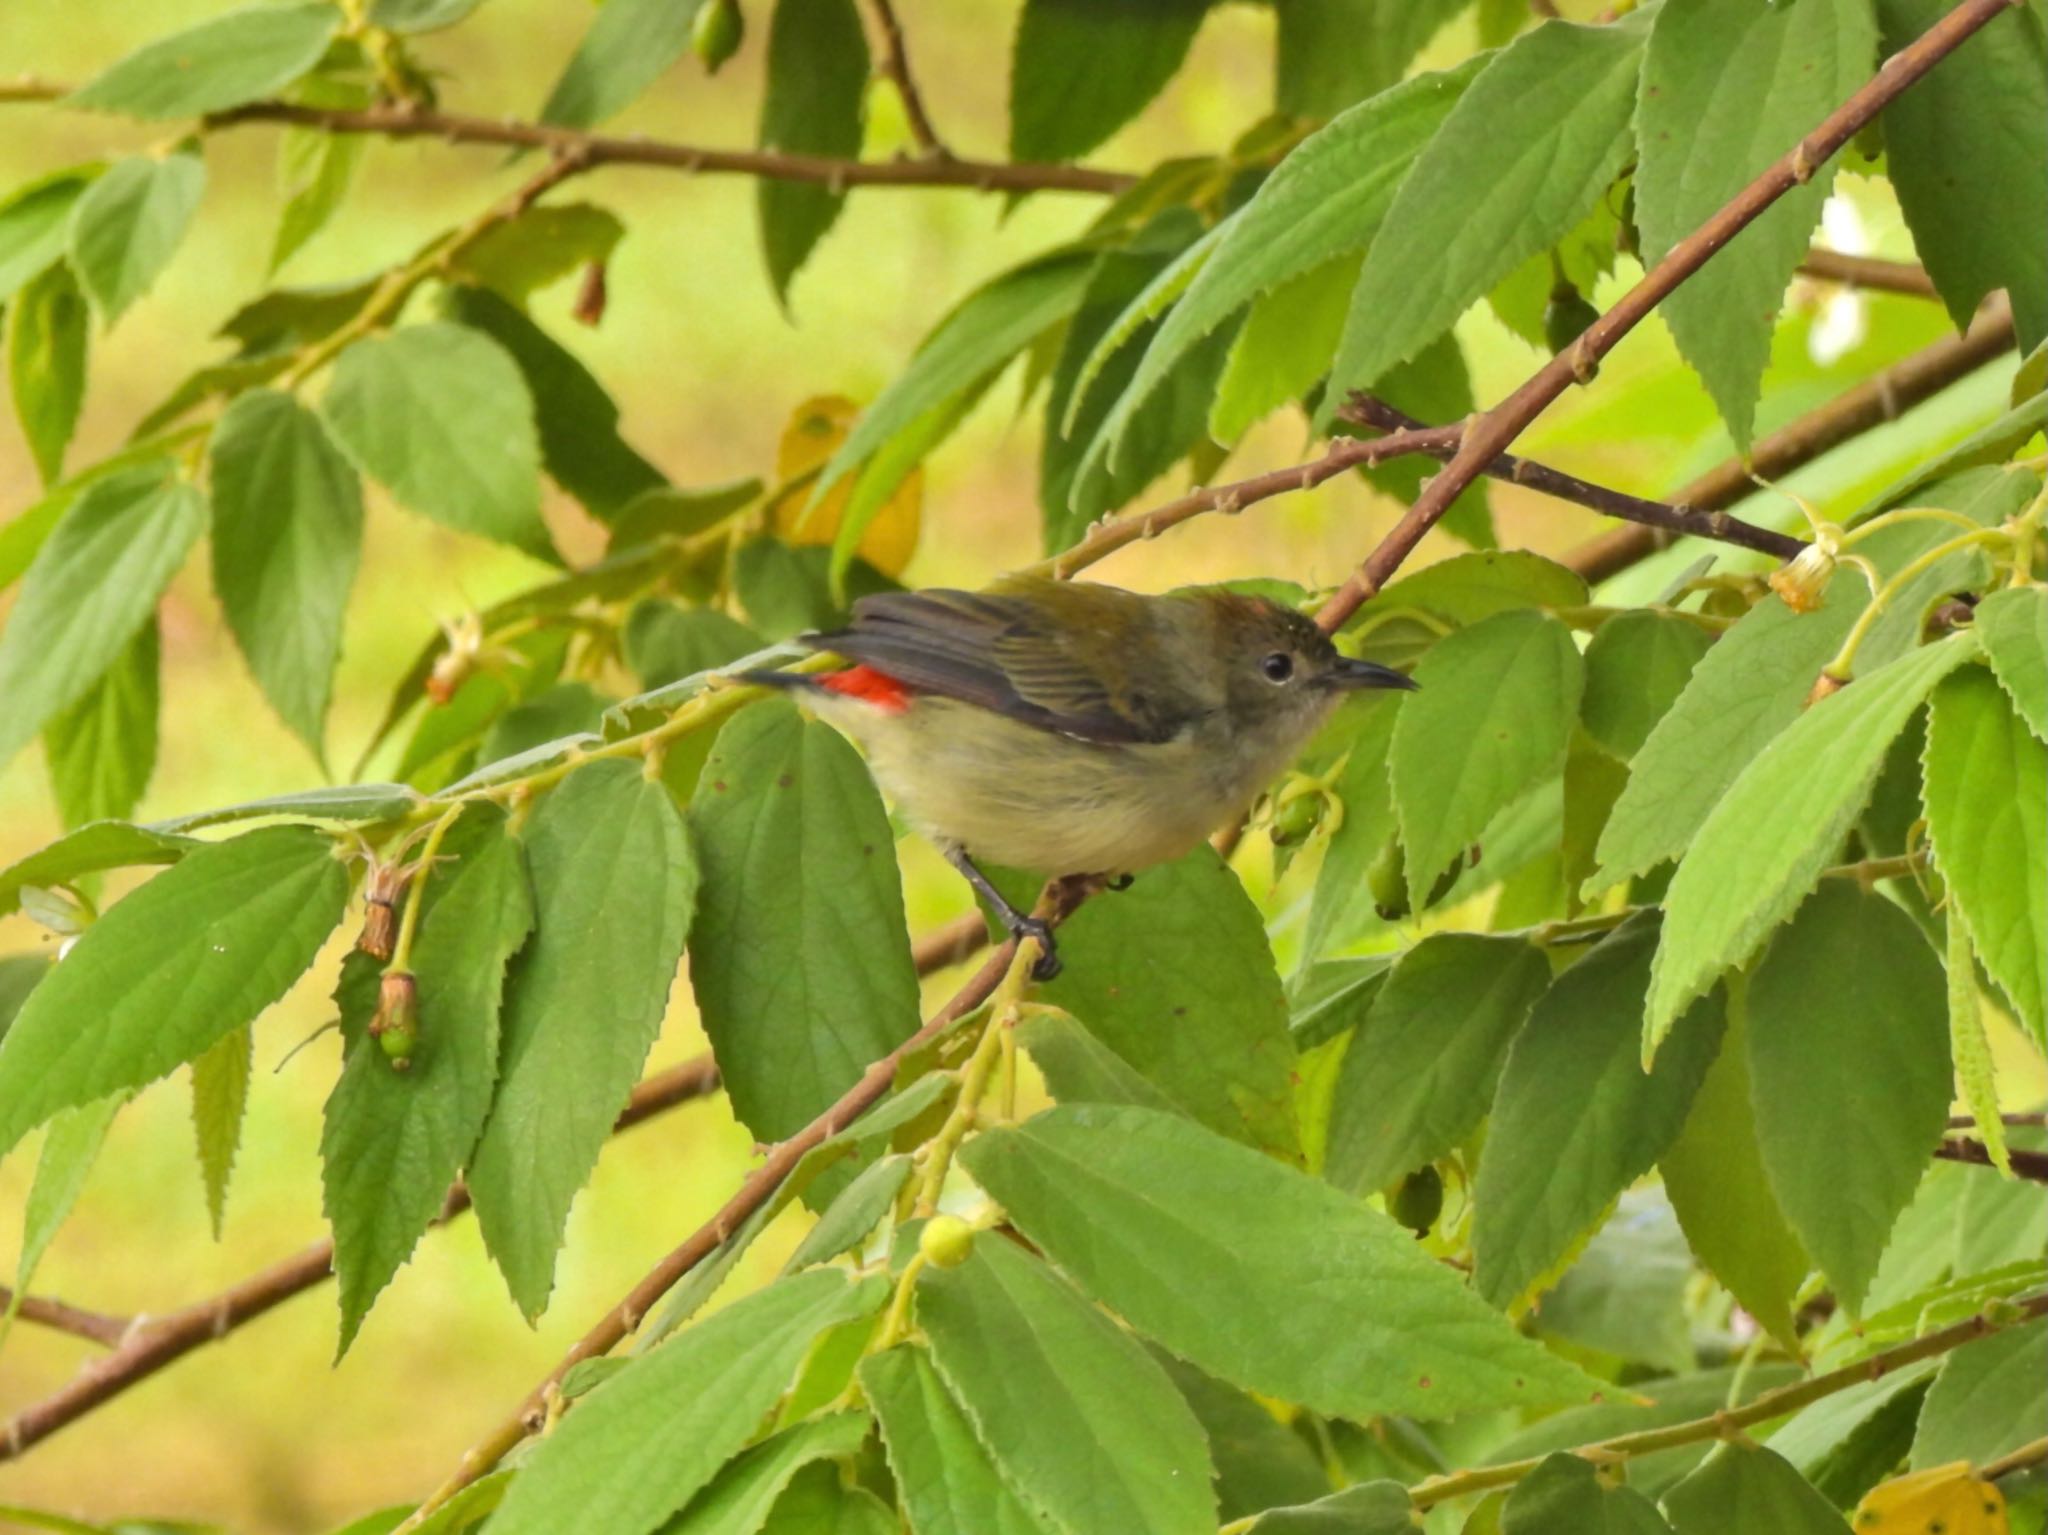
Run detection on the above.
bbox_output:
[750,576,1415,975]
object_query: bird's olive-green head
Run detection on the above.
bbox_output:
[1191,589,1416,744]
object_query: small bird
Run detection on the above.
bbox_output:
[750,575,1415,976]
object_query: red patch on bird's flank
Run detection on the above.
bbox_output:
[818,664,913,714]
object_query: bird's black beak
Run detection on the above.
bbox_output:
[1327,655,1419,691]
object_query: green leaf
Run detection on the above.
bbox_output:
[67,148,207,324]
[962,1105,1599,1420]
[1328,16,1647,404]
[1501,1452,1671,1535]
[468,761,695,1318]
[4,1094,122,1347]
[539,0,703,128]
[1358,333,1495,551]
[1323,932,1550,1193]
[0,821,191,919]
[319,322,554,561]
[1643,631,1982,1054]
[1876,0,2048,349]
[757,0,867,300]
[663,1412,872,1535]
[208,388,363,755]
[477,680,610,767]
[760,1466,895,1535]
[151,782,421,833]
[626,604,764,690]
[1009,0,1210,163]
[0,168,99,305]
[1946,908,2008,1177]
[1662,1443,1852,1535]
[610,479,763,552]
[0,825,349,1156]
[1536,1189,1694,1375]
[688,703,920,1144]
[1474,916,1725,1309]
[1976,585,2047,741]
[817,252,1093,568]
[0,466,203,774]
[1366,550,1588,631]
[1239,1483,1415,1535]
[370,0,483,33]
[322,810,533,1351]
[441,290,664,520]
[1634,0,1877,445]
[6,259,88,484]
[272,121,364,272]
[1153,1351,1330,1523]
[782,1154,910,1272]
[1924,664,2048,1043]
[450,205,624,301]
[487,1269,888,1535]
[68,2,341,117]
[189,1024,251,1238]
[1390,608,1583,909]
[1274,0,1471,117]
[1018,1006,1183,1115]
[1039,847,1301,1158]
[1746,882,1951,1314]
[1112,59,1483,458]
[0,956,47,1038]
[1301,700,1400,961]
[1208,252,1357,445]
[1768,1363,1938,1505]
[1911,1316,2048,1470]
[918,1234,1218,1535]
[45,616,159,829]
[861,1347,1057,1535]
[1658,989,1808,1348]
[1580,612,1715,763]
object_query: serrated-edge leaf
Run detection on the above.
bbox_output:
[190,1024,251,1238]
[1975,584,2048,742]
[0,820,193,919]
[66,149,208,323]
[6,258,89,486]
[68,2,341,118]
[540,0,702,129]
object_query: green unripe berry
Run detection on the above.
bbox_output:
[1543,283,1600,356]
[1270,791,1325,848]
[919,1215,975,1268]
[1368,837,1408,921]
[693,0,743,72]
[377,1023,417,1069]
[1389,1165,1444,1235]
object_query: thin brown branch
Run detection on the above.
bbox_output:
[0,78,1124,196]
[0,1054,720,1463]
[1949,1111,2048,1129]
[1565,294,2019,583]
[1315,0,2031,630]
[396,880,1093,1529]
[864,0,951,160]
[1935,1136,2048,1182]
[1798,248,1939,298]
[1338,395,1809,562]
[912,910,989,974]
[0,1291,130,1348]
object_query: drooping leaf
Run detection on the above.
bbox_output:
[1634,0,1877,445]
[66,148,207,323]
[1535,1189,1695,1375]
[1501,1452,1672,1535]
[781,1154,910,1273]
[1300,699,1400,961]
[1910,1316,2048,1470]
[1875,0,2048,349]
[0,825,349,1156]
[918,1234,1218,1535]
[0,168,99,304]
[44,616,159,829]
[189,1024,251,1238]
[1474,916,1725,1309]
[1274,0,1472,118]
[1207,252,1357,446]
[151,783,421,833]
[208,388,364,755]
[272,116,364,274]
[4,1093,123,1346]
[1328,15,1648,405]
[1644,631,1981,1055]
[688,703,920,1143]
[1322,932,1550,1194]
[539,0,704,129]
[1662,1444,1847,1535]
[1580,611,1716,763]
[487,1269,888,1535]
[322,809,533,1351]
[450,205,624,301]
[760,1465,896,1535]
[1923,664,2047,1042]
[1238,1482,1415,1535]
[756,0,867,300]
[1010,0,1211,163]
[611,480,762,553]
[68,2,341,117]
[1975,585,2047,741]
[962,1105,1599,1421]
[1658,989,1808,1347]
[0,466,203,774]
[1389,608,1583,909]
[6,259,88,485]
[1153,1351,1330,1524]
[319,322,555,561]
[1039,847,1301,1158]
[1945,908,2009,1178]
[861,1347,1057,1535]
[467,761,695,1318]
[0,822,191,919]
[1769,1364,1939,1508]
[1745,882,1951,1314]
[663,1412,873,1535]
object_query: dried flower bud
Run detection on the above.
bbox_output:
[357,863,410,961]
[426,613,485,705]
[371,970,419,1071]
[573,260,608,327]
[1768,542,1839,614]
[1805,670,1848,707]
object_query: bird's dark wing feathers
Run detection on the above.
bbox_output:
[806,588,1173,745]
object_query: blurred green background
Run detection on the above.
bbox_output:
[0,2,2033,1529]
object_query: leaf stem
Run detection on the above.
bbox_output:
[1822,528,2008,682]
[912,939,1042,1216]
[385,803,463,974]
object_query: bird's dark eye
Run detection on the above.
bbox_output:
[1260,652,1294,683]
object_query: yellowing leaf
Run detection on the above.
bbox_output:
[768,395,922,577]
[1854,1462,2006,1534]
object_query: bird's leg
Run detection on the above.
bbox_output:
[942,844,1061,981]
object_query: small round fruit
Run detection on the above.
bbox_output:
[1389,1166,1444,1235]
[919,1215,975,1268]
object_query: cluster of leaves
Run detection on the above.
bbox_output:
[2,0,2047,1533]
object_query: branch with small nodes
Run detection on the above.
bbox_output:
[1313,0,2032,633]
[1934,1136,2048,1183]
[1796,248,1941,298]
[862,0,952,161]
